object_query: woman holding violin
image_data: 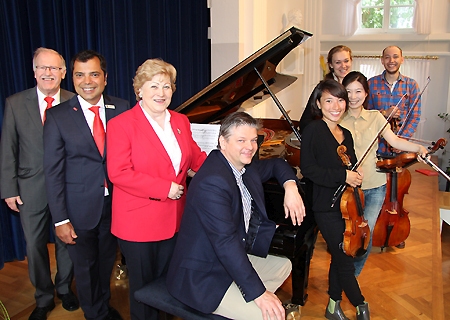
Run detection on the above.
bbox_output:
[340,71,428,276]
[300,79,369,320]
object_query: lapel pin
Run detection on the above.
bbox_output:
[177,128,181,134]
[105,104,116,109]
[73,107,78,111]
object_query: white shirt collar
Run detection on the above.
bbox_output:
[37,87,61,105]
[77,95,105,111]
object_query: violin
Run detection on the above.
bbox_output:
[337,145,370,257]
[375,152,417,171]
[372,138,446,250]
[377,138,447,171]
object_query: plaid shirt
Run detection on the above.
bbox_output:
[367,71,421,154]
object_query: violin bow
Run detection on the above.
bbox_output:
[352,93,407,170]
[397,136,448,157]
[397,136,437,146]
[331,94,407,207]
[420,155,450,181]
[396,76,431,136]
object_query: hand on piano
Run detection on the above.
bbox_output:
[282,180,306,226]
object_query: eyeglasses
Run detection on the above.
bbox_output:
[35,65,63,72]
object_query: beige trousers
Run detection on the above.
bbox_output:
[213,254,292,320]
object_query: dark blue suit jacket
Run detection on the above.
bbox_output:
[43,95,129,229]
[166,150,297,313]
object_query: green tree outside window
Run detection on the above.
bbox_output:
[361,0,415,30]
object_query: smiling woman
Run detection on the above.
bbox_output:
[299,45,353,134]
[300,79,370,320]
[340,71,428,277]
[106,58,207,320]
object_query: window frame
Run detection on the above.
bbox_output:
[357,0,416,34]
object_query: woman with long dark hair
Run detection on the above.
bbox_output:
[300,79,369,320]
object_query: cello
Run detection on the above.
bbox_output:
[372,160,412,250]
[372,138,447,250]
[337,145,370,257]
[371,78,434,249]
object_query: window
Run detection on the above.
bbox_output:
[361,0,415,31]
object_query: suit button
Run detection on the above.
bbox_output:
[242,238,245,242]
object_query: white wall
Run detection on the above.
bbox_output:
[210,0,310,121]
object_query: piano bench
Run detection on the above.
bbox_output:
[134,276,229,320]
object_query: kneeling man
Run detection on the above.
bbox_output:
[167,112,306,320]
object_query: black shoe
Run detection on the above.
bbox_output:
[57,291,79,311]
[105,306,123,320]
[28,302,55,320]
[396,241,406,249]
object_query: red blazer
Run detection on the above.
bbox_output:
[106,104,206,242]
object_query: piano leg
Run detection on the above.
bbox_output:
[264,178,317,305]
[290,226,318,306]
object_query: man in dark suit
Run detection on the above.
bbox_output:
[167,112,306,320]
[43,50,129,320]
[0,47,79,320]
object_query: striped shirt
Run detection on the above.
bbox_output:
[229,163,253,232]
[367,71,421,154]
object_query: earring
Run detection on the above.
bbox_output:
[138,93,142,98]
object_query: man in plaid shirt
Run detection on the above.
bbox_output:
[367,46,421,155]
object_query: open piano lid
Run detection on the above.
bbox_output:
[174,27,312,123]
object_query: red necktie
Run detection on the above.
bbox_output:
[89,106,105,156]
[43,96,54,124]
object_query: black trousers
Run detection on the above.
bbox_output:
[118,234,178,320]
[67,196,117,320]
[314,210,365,307]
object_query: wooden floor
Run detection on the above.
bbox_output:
[0,162,447,319]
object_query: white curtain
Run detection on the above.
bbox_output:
[353,57,431,139]
[414,0,432,35]
[342,0,361,36]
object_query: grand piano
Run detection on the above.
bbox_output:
[176,27,318,306]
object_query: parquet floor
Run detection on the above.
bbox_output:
[0,162,447,320]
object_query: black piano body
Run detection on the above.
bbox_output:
[176,27,318,306]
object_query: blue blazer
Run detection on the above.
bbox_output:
[166,150,297,313]
[43,95,129,229]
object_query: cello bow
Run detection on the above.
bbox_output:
[396,77,431,136]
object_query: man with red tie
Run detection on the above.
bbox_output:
[0,47,78,320]
[43,50,129,320]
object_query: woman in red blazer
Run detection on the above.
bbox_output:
[106,59,206,320]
